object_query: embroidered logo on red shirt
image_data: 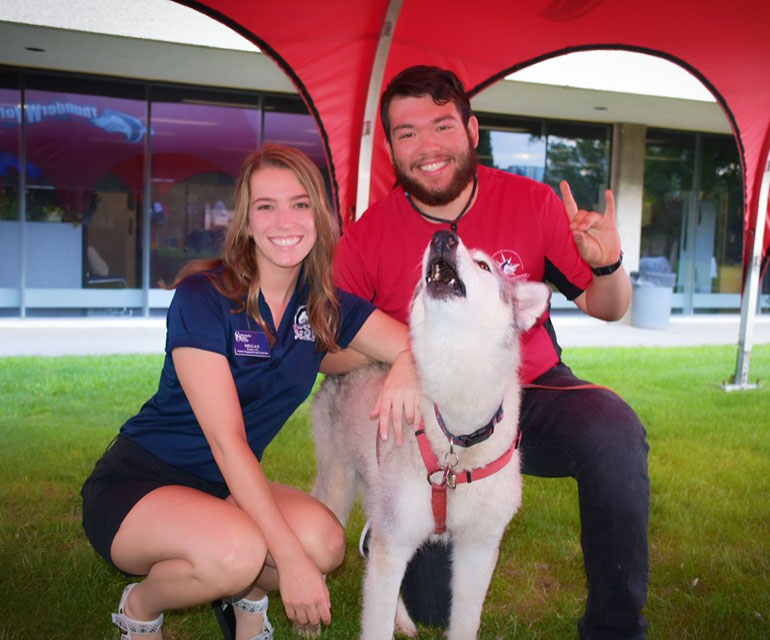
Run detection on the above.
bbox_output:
[492,249,527,281]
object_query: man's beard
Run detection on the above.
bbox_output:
[393,140,478,207]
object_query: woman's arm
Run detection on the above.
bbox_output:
[346,309,421,446]
[172,347,331,627]
[319,347,370,375]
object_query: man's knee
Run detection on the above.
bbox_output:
[577,392,648,461]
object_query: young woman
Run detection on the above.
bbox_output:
[81,144,419,640]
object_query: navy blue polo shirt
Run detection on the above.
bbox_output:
[120,269,375,482]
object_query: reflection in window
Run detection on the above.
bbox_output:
[642,131,693,292]
[263,96,326,168]
[479,131,545,180]
[149,99,260,286]
[0,88,20,220]
[544,123,610,212]
[642,130,742,297]
[0,70,330,315]
[478,118,544,180]
[478,116,610,210]
[0,85,21,297]
[263,96,329,195]
[24,88,145,289]
[700,135,742,294]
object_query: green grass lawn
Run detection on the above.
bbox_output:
[1,345,769,639]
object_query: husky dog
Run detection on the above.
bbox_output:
[312,230,550,639]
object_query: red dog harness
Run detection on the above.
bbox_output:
[375,403,521,535]
[402,384,614,535]
[415,423,521,535]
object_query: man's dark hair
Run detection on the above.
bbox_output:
[379,65,472,144]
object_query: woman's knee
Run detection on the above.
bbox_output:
[203,521,268,595]
[272,484,347,573]
[299,509,346,574]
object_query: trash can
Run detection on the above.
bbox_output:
[630,257,676,329]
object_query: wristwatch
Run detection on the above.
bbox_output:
[590,252,623,276]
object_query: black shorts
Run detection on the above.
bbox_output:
[80,434,229,575]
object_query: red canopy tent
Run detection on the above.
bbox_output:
[182,0,770,386]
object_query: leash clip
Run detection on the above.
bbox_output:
[445,467,457,489]
[443,445,458,488]
[444,445,458,469]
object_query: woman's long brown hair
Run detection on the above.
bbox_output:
[163,144,341,352]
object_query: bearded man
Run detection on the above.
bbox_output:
[322,65,649,640]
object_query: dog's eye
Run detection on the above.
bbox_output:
[476,260,491,272]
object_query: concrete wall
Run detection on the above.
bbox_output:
[610,123,646,275]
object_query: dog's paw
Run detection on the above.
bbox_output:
[394,596,418,638]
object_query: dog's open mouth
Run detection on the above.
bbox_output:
[426,258,466,298]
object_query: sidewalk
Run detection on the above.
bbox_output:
[552,313,770,348]
[1,314,769,357]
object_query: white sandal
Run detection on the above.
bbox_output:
[111,583,164,639]
[224,594,274,640]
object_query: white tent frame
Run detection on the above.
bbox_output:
[723,150,769,391]
[355,0,403,219]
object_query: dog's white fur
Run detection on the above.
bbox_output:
[312,232,550,639]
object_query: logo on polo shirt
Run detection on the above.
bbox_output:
[492,249,527,281]
[293,305,315,342]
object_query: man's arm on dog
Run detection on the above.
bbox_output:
[343,310,421,447]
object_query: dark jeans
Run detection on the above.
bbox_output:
[401,363,649,640]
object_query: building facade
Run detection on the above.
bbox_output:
[0,1,767,318]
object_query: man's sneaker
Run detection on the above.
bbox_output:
[358,520,371,558]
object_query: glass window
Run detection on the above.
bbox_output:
[262,95,330,199]
[641,130,695,292]
[544,122,610,211]
[477,117,545,181]
[24,84,146,290]
[0,78,21,299]
[477,115,610,210]
[263,95,326,169]
[0,71,332,315]
[149,92,260,286]
[699,135,742,294]
[642,129,743,300]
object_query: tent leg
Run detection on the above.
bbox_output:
[354,0,403,220]
[723,152,769,391]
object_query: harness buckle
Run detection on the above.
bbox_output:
[428,466,457,489]
[428,469,446,487]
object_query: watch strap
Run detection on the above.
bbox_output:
[591,251,623,276]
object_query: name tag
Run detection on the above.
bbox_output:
[233,330,270,358]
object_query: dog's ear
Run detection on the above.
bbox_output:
[513,281,551,332]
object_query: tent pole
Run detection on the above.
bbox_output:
[355,0,403,220]
[723,151,769,391]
